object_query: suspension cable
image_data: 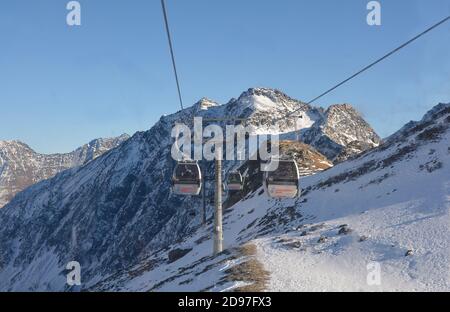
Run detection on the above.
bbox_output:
[283,15,450,120]
[159,4,449,121]
[161,0,184,110]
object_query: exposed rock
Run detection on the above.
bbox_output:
[338,226,353,235]
[0,134,129,208]
[317,236,327,244]
[358,235,369,242]
[302,104,381,162]
[284,241,302,249]
[168,248,192,263]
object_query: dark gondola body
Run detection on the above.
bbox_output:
[226,171,244,191]
[172,160,202,196]
[264,159,300,198]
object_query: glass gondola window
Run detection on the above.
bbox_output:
[229,173,241,183]
[264,159,300,199]
[175,164,199,181]
[172,161,202,196]
[268,161,298,181]
[227,171,244,191]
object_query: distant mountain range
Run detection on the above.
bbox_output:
[0,134,130,208]
[3,87,438,292]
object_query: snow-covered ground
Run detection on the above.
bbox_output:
[92,104,450,292]
[1,87,382,292]
[257,170,450,291]
[0,88,446,292]
[257,108,450,291]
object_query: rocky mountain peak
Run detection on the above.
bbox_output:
[423,103,450,120]
[324,103,380,145]
[0,140,33,151]
[232,87,308,113]
[194,97,219,111]
[299,102,380,161]
[0,134,129,208]
[386,103,450,144]
[159,89,379,161]
[238,87,301,104]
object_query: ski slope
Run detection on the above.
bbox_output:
[92,103,450,292]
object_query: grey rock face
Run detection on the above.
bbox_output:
[302,104,381,161]
[0,134,129,208]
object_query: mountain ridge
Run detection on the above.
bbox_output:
[0,134,130,208]
[0,88,382,291]
[90,101,449,292]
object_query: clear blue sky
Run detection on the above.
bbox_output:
[0,0,449,153]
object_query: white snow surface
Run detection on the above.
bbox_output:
[91,104,450,292]
[0,90,445,292]
[257,110,450,291]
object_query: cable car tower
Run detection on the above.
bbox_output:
[201,116,249,255]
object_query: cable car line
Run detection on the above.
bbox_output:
[283,15,450,120]
[264,16,448,198]
[161,0,184,110]
[162,3,448,201]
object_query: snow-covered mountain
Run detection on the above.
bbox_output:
[217,89,380,161]
[0,134,130,208]
[302,103,381,161]
[91,102,450,292]
[0,88,381,291]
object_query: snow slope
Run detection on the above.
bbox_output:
[0,88,381,291]
[90,103,449,292]
[258,137,450,291]
[253,104,450,292]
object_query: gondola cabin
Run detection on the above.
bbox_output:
[264,159,300,199]
[172,160,202,196]
[226,171,244,191]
